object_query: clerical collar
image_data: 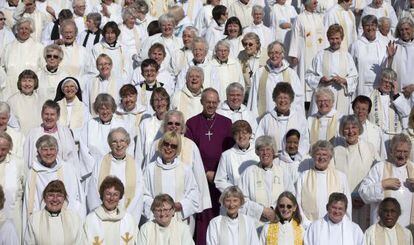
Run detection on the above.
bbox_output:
[193,59,205,65]
[281,217,293,224]
[276,109,290,117]
[87,29,100,35]
[261,163,273,170]
[378,89,390,96]
[47,67,58,73]
[230,106,241,112]
[8,2,17,7]
[141,81,159,91]
[43,125,58,133]
[181,46,190,51]
[47,210,61,217]
[238,144,250,152]
[107,41,117,47]
[64,42,74,47]
[203,113,216,120]
[112,155,126,161]
[100,119,112,125]
[227,213,239,219]
[289,153,297,161]
[217,59,228,64]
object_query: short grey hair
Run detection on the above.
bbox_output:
[72,0,85,7]
[267,41,285,56]
[122,7,135,22]
[201,88,219,102]
[215,40,230,52]
[87,12,102,27]
[339,115,363,137]
[395,17,414,39]
[380,68,397,81]
[255,135,277,156]
[162,110,186,134]
[242,32,261,50]
[361,15,378,27]
[36,135,59,151]
[186,66,204,83]
[184,26,199,37]
[390,133,412,153]
[252,5,264,15]
[13,17,35,35]
[226,82,244,95]
[44,44,64,60]
[0,132,13,151]
[0,102,10,115]
[378,17,391,27]
[192,37,209,52]
[93,93,117,114]
[107,127,131,146]
[315,87,335,103]
[219,186,245,206]
[311,140,334,158]
[158,13,176,26]
[60,19,78,35]
[133,0,149,14]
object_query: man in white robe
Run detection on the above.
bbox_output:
[359,134,414,229]
[171,66,204,121]
[305,192,364,245]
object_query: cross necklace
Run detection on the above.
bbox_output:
[204,116,217,141]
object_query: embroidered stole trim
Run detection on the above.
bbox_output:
[310,113,338,145]
[149,218,182,245]
[58,97,84,129]
[301,167,340,220]
[266,220,303,245]
[179,137,192,167]
[255,165,284,207]
[98,154,137,209]
[370,90,400,134]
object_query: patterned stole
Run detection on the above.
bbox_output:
[266,220,303,245]
[98,154,137,209]
[370,90,401,134]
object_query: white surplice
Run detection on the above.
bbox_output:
[359,3,398,34]
[214,143,259,192]
[323,4,357,50]
[360,120,387,159]
[0,27,15,59]
[243,22,274,47]
[307,109,342,144]
[36,66,69,101]
[228,0,253,28]
[217,102,258,133]
[91,2,122,26]
[176,58,217,93]
[270,3,297,51]
[304,215,364,245]
[57,97,91,142]
[364,223,414,245]
[210,57,245,101]
[171,87,203,122]
[389,39,414,93]
[194,4,214,36]
[0,213,19,245]
[204,21,225,51]
[60,43,96,83]
[138,218,194,245]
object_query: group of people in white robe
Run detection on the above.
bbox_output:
[1,0,414,243]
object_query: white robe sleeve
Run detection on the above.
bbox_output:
[238,168,265,221]
[214,153,233,193]
[179,166,201,219]
[305,51,324,90]
[358,162,385,204]
[206,217,220,245]
[126,168,144,223]
[86,159,102,212]
[0,220,19,245]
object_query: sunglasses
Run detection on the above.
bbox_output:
[163,142,178,149]
[46,54,60,59]
[167,121,181,126]
[243,42,255,47]
[0,18,6,21]
[278,204,293,209]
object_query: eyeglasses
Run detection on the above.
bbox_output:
[243,42,255,47]
[154,207,173,214]
[104,191,121,198]
[163,141,178,149]
[46,54,60,59]
[167,121,181,126]
[0,18,6,21]
[278,204,293,209]
[110,139,128,145]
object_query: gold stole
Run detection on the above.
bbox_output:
[255,164,284,207]
[336,9,356,50]
[258,67,291,117]
[301,166,340,221]
[178,91,191,120]
[90,76,117,113]
[370,90,401,134]
[39,209,73,245]
[266,220,303,245]
[98,154,137,209]
[219,215,246,245]
[382,162,414,225]
[27,167,64,216]
[374,223,407,245]
[310,113,338,145]
[57,97,84,129]
[150,219,182,245]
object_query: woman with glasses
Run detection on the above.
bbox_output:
[87,127,143,223]
[138,194,194,245]
[84,176,138,244]
[206,186,259,245]
[260,191,304,244]
[143,131,200,234]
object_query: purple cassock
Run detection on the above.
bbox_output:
[185,112,234,245]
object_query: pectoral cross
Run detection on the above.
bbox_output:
[122,232,133,244]
[93,236,103,245]
[205,130,213,141]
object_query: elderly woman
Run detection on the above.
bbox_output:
[87,128,143,222]
[223,17,244,59]
[0,132,24,238]
[84,176,138,244]
[333,115,380,229]
[92,21,132,83]
[54,77,90,141]
[138,194,194,244]
[308,87,342,145]
[6,70,43,135]
[0,102,25,158]
[80,94,134,178]
[23,100,78,168]
[239,135,295,227]
[84,54,125,114]
[135,87,169,168]
[0,185,19,244]
[37,44,69,100]
[143,131,200,232]
[260,191,305,244]
[288,0,326,104]
[238,32,267,94]
[24,180,84,244]
[23,135,84,222]
[206,186,259,245]
[350,15,388,97]
[247,41,304,118]
[364,198,413,244]
[211,40,244,100]
[359,0,397,34]
[296,140,351,226]
[256,82,310,156]
[359,133,414,229]
[244,6,273,48]
[306,24,358,116]
[215,120,259,192]
[0,11,15,59]
[1,17,44,100]
[115,84,147,138]
[119,8,143,61]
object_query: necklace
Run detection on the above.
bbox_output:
[204,115,217,141]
